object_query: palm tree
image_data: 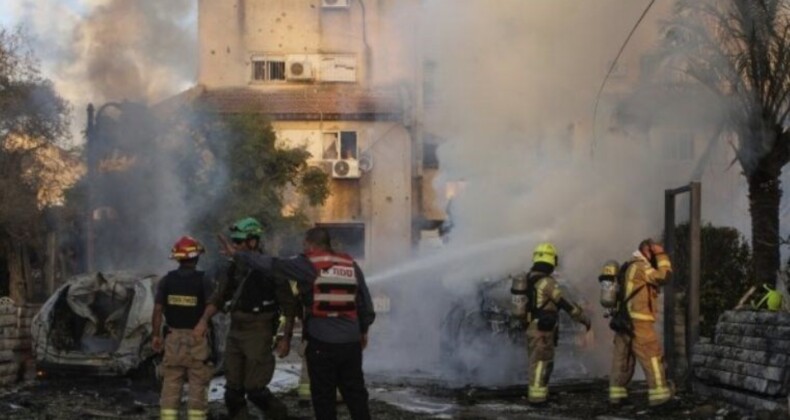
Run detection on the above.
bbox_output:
[667,0,790,285]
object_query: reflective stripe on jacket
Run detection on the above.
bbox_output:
[626,252,672,322]
[307,251,359,319]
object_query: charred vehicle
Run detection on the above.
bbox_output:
[32,272,227,377]
[439,275,593,386]
[32,272,159,376]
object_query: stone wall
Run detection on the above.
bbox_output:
[692,310,790,412]
[0,303,38,387]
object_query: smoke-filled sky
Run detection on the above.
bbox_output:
[2,0,198,143]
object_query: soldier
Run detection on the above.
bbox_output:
[223,227,376,420]
[197,217,297,420]
[152,236,215,420]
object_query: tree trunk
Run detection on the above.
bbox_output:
[5,240,26,304]
[748,170,782,286]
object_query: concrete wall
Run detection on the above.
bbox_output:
[274,120,412,272]
[198,0,420,89]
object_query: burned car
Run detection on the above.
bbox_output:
[439,275,593,386]
[32,272,227,378]
[32,272,160,376]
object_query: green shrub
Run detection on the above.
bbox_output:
[671,223,753,338]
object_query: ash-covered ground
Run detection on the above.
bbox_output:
[0,367,769,420]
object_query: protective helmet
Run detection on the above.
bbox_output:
[170,236,205,260]
[230,217,264,240]
[532,242,558,267]
[599,260,620,282]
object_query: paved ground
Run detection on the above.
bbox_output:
[0,373,772,420]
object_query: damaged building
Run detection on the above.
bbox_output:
[180,0,438,272]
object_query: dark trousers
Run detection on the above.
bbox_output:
[306,338,371,420]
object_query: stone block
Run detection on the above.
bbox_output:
[693,343,788,366]
[714,334,790,352]
[694,381,787,413]
[694,366,784,396]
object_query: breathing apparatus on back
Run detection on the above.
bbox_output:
[598,260,621,318]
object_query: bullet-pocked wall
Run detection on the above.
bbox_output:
[198,0,420,88]
[196,0,423,273]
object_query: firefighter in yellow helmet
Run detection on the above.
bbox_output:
[519,242,590,405]
[153,236,215,420]
[609,239,673,407]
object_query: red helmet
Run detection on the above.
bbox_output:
[169,236,205,260]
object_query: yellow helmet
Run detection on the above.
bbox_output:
[599,260,620,280]
[533,242,558,267]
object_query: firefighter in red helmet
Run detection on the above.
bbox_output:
[153,236,215,420]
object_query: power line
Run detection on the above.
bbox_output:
[591,0,657,157]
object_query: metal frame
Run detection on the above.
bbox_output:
[663,181,701,384]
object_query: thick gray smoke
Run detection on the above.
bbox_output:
[366,0,752,386]
[10,0,202,272]
[10,0,196,140]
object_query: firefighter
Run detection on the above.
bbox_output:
[152,236,215,420]
[520,242,591,405]
[197,217,297,420]
[608,239,673,407]
[222,227,376,420]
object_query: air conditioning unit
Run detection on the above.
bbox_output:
[331,159,360,179]
[322,0,350,9]
[286,59,314,81]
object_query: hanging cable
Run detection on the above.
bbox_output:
[591,0,656,157]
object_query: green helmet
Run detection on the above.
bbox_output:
[230,217,264,240]
[533,242,558,267]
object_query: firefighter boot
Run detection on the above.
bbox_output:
[224,387,249,420]
[248,388,288,420]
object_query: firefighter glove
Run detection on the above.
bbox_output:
[571,306,591,331]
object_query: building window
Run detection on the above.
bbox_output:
[423,60,437,106]
[317,223,365,259]
[251,56,286,82]
[322,131,357,160]
[662,133,695,161]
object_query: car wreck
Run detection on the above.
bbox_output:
[440,275,593,385]
[31,272,160,376]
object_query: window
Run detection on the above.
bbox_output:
[423,60,437,106]
[251,56,285,82]
[322,132,339,159]
[661,133,695,161]
[322,131,357,160]
[317,223,365,259]
[340,132,357,160]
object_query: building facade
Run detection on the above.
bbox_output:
[195,0,424,271]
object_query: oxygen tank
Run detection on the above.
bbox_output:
[599,260,620,309]
[511,274,529,318]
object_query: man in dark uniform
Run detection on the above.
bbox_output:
[152,236,214,420]
[221,227,376,420]
[196,217,296,420]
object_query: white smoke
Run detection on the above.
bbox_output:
[366,0,751,385]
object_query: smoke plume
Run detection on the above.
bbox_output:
[11,0,196,139]
[366,0,753,385]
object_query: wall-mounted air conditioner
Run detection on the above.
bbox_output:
[322,0,350,9]
[331,159,361,179]
[286,59,314,81]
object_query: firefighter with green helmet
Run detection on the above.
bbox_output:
[197,217,297,420]
[513,242,591,405]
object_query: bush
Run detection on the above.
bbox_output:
[671,223,753,338]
